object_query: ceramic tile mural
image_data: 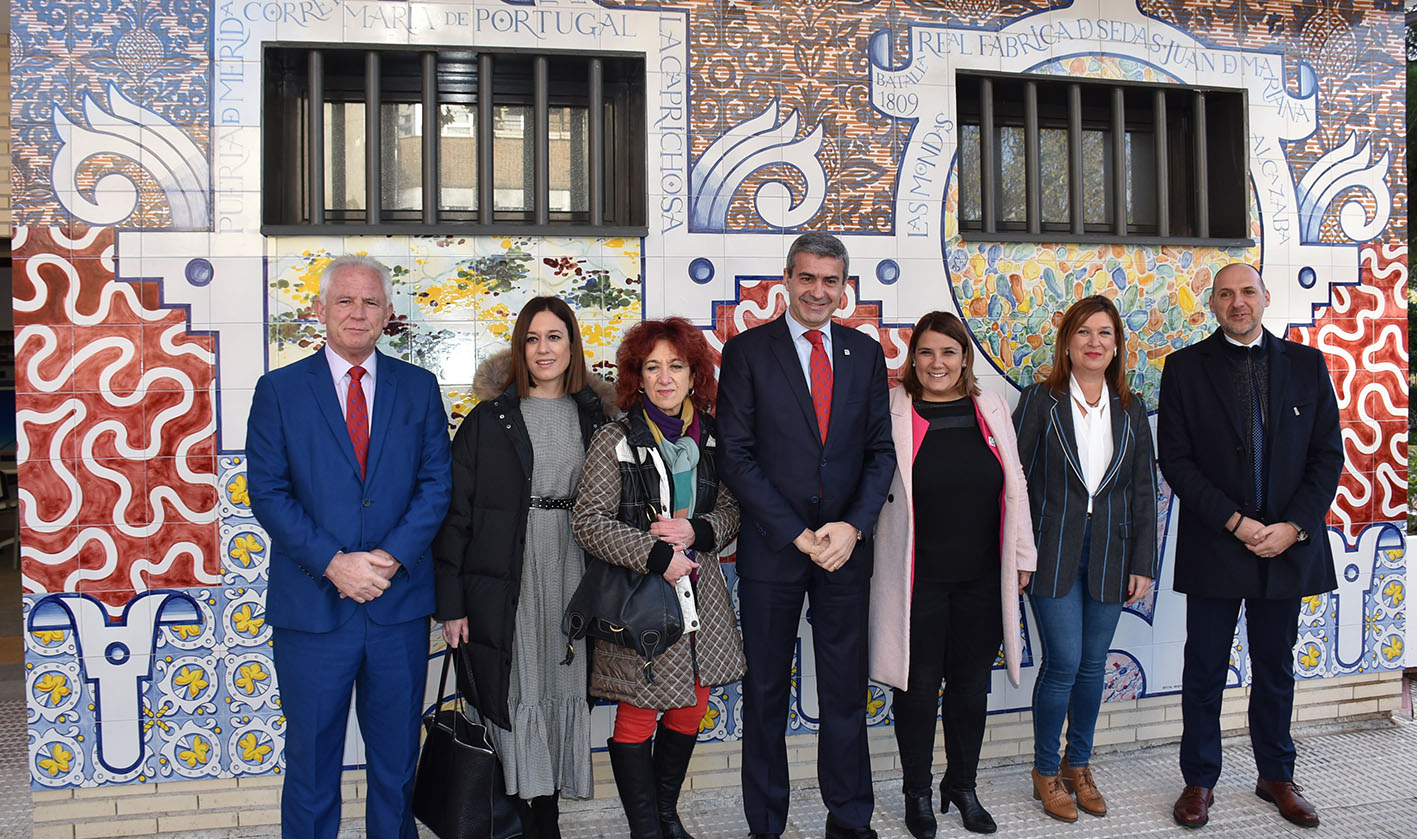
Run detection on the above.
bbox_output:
[10,0,1406,791]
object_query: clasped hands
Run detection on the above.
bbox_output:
[650,514,699,583]
[326,548,401,603]
[1227,513,1299,559]
[793,522,858,572]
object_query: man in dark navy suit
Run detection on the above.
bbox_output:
[1158,263,1342,831]
[717,232,896,839]
[248,255,452,839]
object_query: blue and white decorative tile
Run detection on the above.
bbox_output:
[218,455,254,520]
[226,713,285,776]
[155,720,224,780]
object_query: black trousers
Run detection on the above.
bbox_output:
[739,569,874,833]
[1180,594,1302,787]
[892,573,1003,792]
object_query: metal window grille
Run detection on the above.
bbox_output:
[262,46,646,235]
[956,70,1251,246]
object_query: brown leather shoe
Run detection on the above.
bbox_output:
[1172,785,1213,828]
[1031,768,1078,822]
[1059,759,1107,816]
[1255,779,1319,828]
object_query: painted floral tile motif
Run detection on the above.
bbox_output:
[265,236,643,412]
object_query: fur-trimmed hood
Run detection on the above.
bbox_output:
[472,347,619,415]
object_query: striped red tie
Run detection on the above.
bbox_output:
[346,366,369,478]
[805,330,832,444]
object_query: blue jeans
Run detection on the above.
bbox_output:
[1030,526,1123,775]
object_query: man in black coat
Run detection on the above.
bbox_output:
[1157,263,1343,830]
[717,232,895,839]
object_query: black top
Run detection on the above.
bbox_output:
[911,398,1003,582]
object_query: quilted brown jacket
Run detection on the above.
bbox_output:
[572,410,746,708]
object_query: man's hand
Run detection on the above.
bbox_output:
[650,515,695,551]
[442,617,468,648]
[1126,574,1153,605]
[370,548,401,581]
[325,551,392,603]
[1229,515,1265,545]
[793,528,824,559]
[1246,523,1300,558]
[811,522,859,572]
[663,550,699,583]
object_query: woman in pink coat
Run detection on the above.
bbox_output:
[870,311,1037,837]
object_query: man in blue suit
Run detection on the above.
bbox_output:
[247,255,452,839]
[1158,263,1342,831]
[718,232,896,839]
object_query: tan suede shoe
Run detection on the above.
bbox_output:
[1060,759,1107,816]
[1031,768,1079,822]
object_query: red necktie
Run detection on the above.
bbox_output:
[805,330,832,444]
[346,366,369,478]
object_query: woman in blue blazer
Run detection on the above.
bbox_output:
[1012,295,1158,823]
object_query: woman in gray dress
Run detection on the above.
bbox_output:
[434,296,615,838]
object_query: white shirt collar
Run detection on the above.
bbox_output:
[324,345,378,384]
[785,311,831,345]
[1222,330,1265,350]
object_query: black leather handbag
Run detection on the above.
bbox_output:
[561,556,684,684]
[412,653,523,839]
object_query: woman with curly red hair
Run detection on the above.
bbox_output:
[572,317,744,839]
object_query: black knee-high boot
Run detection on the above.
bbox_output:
[514,797,539,839]
[529,792,560,839]
[652,721,697,839]
[609,738,664,838]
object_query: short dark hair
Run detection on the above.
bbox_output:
[1041,294,1134,410]
[506,296,589,397]
[784,231,849,279]
[900,311,980,400]
[614,318,717,413]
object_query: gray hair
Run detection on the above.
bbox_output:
[784,231,849,279]
[319,254,394,304]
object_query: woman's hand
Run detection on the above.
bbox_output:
[1017,570,1032,590]
[663,550,699,583]
[1125,575,1153,605]
[650,514,695,551]
[442,617,469,648]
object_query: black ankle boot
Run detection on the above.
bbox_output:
[608,738,664,838]
[652,722,697,839]
[902,786,937,839]
[943,787,997,834]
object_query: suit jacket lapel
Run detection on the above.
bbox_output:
[365,350,398,481]
[826,321,854,446]
[1047,388,1086,487]
[1198,331,1246,441]
[307,353,366,480]
[1264,331,1290,456]
[768,317,823,445]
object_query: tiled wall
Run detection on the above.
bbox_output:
[10,0,1407,794]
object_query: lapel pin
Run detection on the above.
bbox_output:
[1293,406,1300,416]
[843,348,851,356]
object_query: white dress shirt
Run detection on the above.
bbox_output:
[1068,374,1113,514]
[784,311,833,389]
[324,345,378,421]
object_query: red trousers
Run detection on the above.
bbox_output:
[611,684,710,743]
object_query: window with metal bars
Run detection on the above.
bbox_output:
[262,47,646,234]
[956,71,1251,246]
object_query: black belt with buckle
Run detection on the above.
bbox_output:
[529,495,576,510]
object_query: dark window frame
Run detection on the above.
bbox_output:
[955,70,1253,247]
[262,44,647,236]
